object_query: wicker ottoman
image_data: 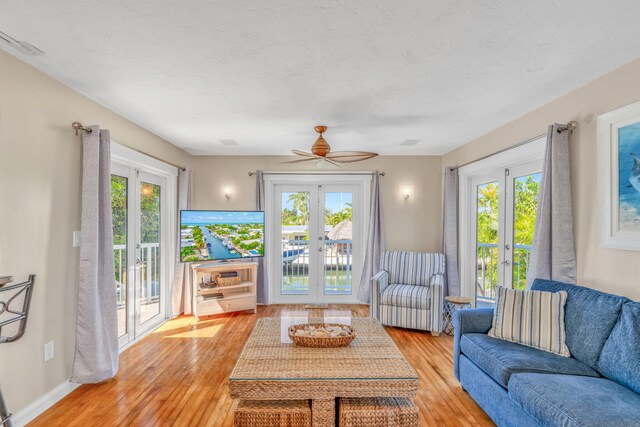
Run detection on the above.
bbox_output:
[338,397,418,427]
[234,399,311,427]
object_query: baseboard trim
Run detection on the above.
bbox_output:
[12,380,79,427]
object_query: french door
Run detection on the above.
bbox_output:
[460,138,545,305]
[111,163,170,348]
[266,176,370,304]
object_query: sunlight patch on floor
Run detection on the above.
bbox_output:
[164,323,224,339]
[152,316,222,334]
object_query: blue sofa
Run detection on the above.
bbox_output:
[453,279,640,427]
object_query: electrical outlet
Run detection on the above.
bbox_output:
[44,341,54,362]
[73,231,81,247]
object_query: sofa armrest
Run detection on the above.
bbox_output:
[370,271,389,320]
[452,308,494,380]
[429,274,445,333]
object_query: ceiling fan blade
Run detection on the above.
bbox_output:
[320,157,343,167]
[281,158,317,164]
[325,151,379,163]
[291,149,317,158]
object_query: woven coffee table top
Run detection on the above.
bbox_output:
[229,317,417,381]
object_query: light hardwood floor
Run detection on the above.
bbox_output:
[30,305,494,426]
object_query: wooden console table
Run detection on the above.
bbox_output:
[191,261,258,318]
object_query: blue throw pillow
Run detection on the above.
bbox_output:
[598,302,640,394]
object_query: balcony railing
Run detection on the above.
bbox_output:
[114,243,160,308]
[281,239,352,296]
[476,243,532,302]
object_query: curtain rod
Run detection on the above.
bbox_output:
[71,122,186,171]
[449,121,578,171]
[248,171,385,176]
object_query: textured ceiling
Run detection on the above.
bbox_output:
[2,1,640,155]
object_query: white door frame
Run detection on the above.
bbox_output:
[111,142,177,348]
[264,174,371,304]
[458,137,546,305]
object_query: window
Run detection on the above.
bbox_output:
[111,142,178,349]
[459,137,545,305]
[265,174,370,304]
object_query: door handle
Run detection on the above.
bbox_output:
[501,260,511,267]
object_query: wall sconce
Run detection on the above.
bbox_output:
[222,186,234,200]
[401,186,413,200]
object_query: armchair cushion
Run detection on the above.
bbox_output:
[381,251,445,286]
[380,284,430,309]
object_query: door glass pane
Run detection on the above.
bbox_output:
[140,182,161,324]
[324,192,353,295]
[281,192,310,295]
[476,182,499,303]
[512,173,541,290]
[111,174,128,338]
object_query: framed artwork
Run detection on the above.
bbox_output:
[597,101,640,251]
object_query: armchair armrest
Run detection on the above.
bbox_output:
[452,308,494,380]
[428,274,445,334]
[370,271,389,320]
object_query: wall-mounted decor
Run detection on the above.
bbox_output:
[598,101,640,251]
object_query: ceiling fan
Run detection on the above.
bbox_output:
[288,126,378,166]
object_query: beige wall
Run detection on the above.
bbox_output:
[6,38,639,418]
[443,58,640,301]
[191,156,443,253]
[0,50,192,414]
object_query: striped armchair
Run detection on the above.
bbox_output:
[370,251,445,335]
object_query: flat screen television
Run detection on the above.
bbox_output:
[180,210,265,262]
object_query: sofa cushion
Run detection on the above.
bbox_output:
[598,301,640,394]
[381,251,444,286]
[460,333,599,389]
[380,284,430,309]
[489,287,570,357]
[509,373,640,427]
[531,279,629,369]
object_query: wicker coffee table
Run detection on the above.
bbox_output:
[229,317,418,427]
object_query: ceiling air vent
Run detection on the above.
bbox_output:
[0,31,44,56]
[400,139,420,146]
[220,139,239,146]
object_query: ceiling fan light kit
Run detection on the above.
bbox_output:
[289,126,378,166]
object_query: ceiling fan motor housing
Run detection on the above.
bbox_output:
[311,125,331,157]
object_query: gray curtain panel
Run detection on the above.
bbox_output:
[255,170,269,304]
[171,168,192,316]
[526,124,577,287]
[443,167,461,296]
[71,125,118,383]
[358,171,386,303]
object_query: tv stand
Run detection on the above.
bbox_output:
[191,261,258,319]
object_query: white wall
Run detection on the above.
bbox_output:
[0,50,192,415]
[444,58,640,301]
[191,156,443,253]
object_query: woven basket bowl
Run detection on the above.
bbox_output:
[288,323,355,348]
[214,274,241,287]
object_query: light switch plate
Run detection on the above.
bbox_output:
[44,341,54,362]
[73,231,81,247]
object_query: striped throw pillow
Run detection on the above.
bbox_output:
[489,287,570,357]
